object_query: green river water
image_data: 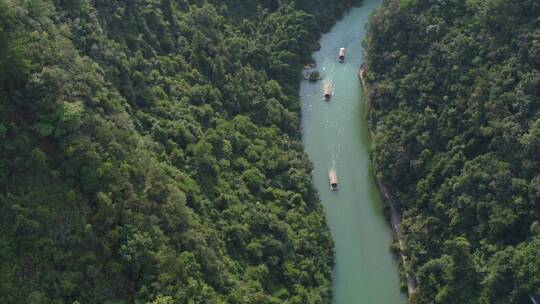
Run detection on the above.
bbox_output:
[300,1,407,303]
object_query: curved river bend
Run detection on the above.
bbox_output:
[300,1,407,303]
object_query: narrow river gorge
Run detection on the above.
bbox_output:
[300,1,407,303]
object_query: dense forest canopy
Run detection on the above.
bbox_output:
[365,0,539,303]
[0,0,358,303]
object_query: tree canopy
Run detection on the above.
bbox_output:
[365,0,540,302]
[0,0,358,303]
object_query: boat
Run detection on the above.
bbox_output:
[338,47,346,62]
[303,62,317,69]
[323,82,333,100]
[329,169,338,191]
[304,70,321,81]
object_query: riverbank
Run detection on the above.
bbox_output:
[359,66,416,299]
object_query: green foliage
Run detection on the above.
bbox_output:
[0,0,357,302]
[0,0,31,92]
[309,70,321,81]
[365,0,540,302]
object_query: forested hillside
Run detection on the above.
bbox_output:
[365,0,540,303]
[0,0,356,303]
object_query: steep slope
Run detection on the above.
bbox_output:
[364,0,540,303]
[0,0,356,303]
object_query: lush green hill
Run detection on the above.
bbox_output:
[365,0,539,303]
[0,0,357,303]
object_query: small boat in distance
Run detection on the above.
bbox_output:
[329,169,338,191]
[338,48,346,62]
[323,82,333,100]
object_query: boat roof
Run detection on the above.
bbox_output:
[329,170,338,183]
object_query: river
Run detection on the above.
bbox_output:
[300,1,407,303]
